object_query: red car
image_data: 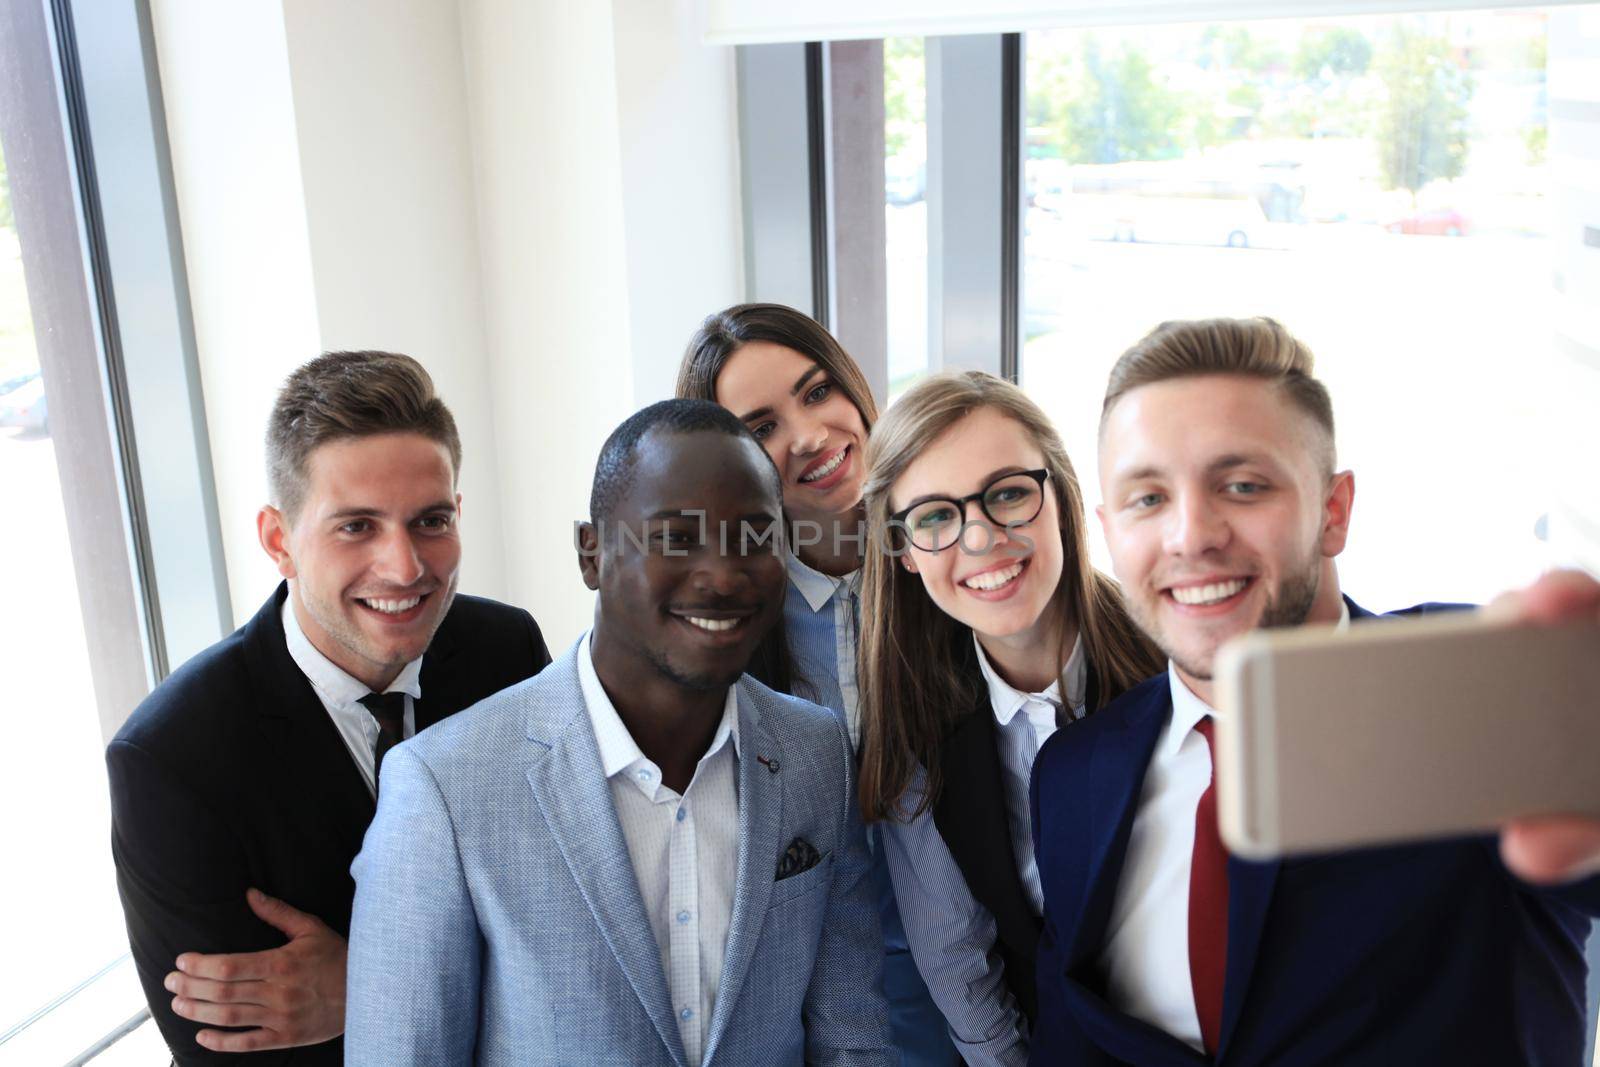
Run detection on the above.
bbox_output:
[1386,208,1470,236]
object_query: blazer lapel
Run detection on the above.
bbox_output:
[1067,690,1167,962]
[1215,855,1279,1057]
[934,694,1034,924]
[243,586,374,856]
[414,617,460,732]
[702,683,784,1065]
[526,684,687,1067]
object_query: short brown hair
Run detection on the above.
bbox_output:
[1102,317,1336,474]
[266,350,461,520]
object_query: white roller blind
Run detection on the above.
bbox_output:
[704,0,1589,44]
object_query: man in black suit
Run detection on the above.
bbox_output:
[107,350,551,1064]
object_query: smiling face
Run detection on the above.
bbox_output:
[889,407,1066,647]
[1097,374,1353,694]
[714,341,869,523]
[258,432,461,691]
[582,429,787,692]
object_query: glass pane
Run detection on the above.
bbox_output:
[1023,10,1578,609]
[0,137,164,1063]
[885,36,928,404]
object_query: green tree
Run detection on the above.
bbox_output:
[884,37,924,159]
[1294,27,1373,80]
[1374,25,1473,199]
[1059,37,1182,163]
[1201,26,1286,75]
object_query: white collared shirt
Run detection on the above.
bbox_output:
[280,594,420,797]
[784,550,863,747]
[1098,601,1352,1049]
[973,633,1087,915]
[578,632,740,1066]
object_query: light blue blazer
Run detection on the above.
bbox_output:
[346,641,892,1066]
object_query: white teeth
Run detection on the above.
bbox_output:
[363,596,422,614]
[800,448,847,483]
[962,561,1025,591]
[684,616,741,632]
[1170,579,1247,606]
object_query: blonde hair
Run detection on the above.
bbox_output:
[857,371,1163,821]
[1102,317,1335,473]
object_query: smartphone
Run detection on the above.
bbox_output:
[1213,613,1600,860]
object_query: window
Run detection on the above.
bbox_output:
[0,0,224,1059]
[1020,9,1582,609]
[884,37,929,402]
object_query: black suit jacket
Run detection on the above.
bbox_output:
[931,638,1100,1025]
[107,583,550,1065]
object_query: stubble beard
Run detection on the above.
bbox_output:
[648,645,744,693]
[1140,549,1321,683]
[301,579,455,682]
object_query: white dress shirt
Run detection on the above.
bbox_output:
[281,596,420,797]
[974,633,1087,913]
[578,632,740,1067]
[1098,601,1351,1050]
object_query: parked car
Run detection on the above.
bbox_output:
[1385,208,1470,237]
[0,374,47,432]
[885,155,926,206]
[0,369,39,398]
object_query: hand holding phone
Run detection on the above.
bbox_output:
[1214,596,1600,862]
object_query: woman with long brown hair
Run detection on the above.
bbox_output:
[857,371,1162,1065]
[678,303,958,1065]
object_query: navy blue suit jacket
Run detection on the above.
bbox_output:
[1029,599,1600,1066]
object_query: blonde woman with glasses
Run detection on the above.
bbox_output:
[857,371,1161,1066]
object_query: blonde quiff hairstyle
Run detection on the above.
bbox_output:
[857,372,1162,822]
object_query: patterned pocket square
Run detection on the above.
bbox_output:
[775,836,823,881]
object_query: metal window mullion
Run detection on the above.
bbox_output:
[50,0,167,682]
[805,42,832,328]
[1000,32,1023,383]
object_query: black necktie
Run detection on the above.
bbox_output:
[358,691,407,789]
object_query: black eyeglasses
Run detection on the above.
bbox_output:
[890,469,1050,553]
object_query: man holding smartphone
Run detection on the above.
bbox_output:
[1029,317,1600,1065]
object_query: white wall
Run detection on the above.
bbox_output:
[148,0,322,624]
[457,0,636,648]
[151,0,746,646]
[279,0,509,607]
[613,0,746,405]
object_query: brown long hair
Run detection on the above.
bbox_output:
[676,302,880,427]
[676,303,880,702]
[857,372,1163,821]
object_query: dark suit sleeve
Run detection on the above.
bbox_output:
[107,738,293,1065]
[522,609,552,672]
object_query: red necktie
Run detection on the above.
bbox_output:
[1189,716,1228,1057]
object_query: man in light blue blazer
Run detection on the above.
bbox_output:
[346,399,892,1066]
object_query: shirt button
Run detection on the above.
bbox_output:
[677,909,691,924]
[680,1008,694,1021]
[636,768,651,781]
[676,807,686,822]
